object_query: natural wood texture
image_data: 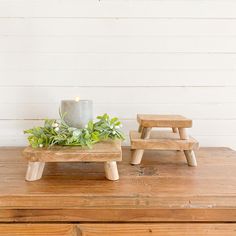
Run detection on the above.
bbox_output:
[104,161,119,181]
[172,127,178,133]
[137,114,192,128]
[23,140,122,162]
[131,127,152,165]
[23,141,122,181]
[0,147,236,222]
[178,128,189,140]
[1,223,236,236]
[184,150,197,167]
[131,149,144,165]
[0,224,76,236]
[25,162,45,181]
[130,131,199,151]
[77,223,236,236]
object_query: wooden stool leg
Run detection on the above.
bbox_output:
[184,150,197,167]
[178,128,189,140]
[172,128,178,133]
[131,149,144,165]
[104,161,119,181]
[138,125,143,133]
[26,162,45,181]
[131,127,152,165]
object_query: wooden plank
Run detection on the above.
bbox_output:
[77,223,236,236]
[1,70,236,87]
[0,87,235,104]
[0,1,236,18]
[1,19,236,37]
[137,114,192,128]
[0,224,76,236]
[0,223,236,235]
[1,53,236,70]
[0,103,236,120]
[3,36,236,53]
[1,147,236,222]
[130,131,199,151]
[23,140,122,162]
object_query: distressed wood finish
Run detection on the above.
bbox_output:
[132,114,197,166]
[137,114,192,128]
[0,224,76,236]
[77,223,236,236]
[0,147,236,223]
[130,131,199,151]
[23,140,122,162]
[1,223,236,236]
[22,140,122,181]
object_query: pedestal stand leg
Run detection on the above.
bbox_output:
[26,162,45,181]
[131,149,144,165]
[184,150,197,167]
[104,161,119,181]
[138,125,143,133]
[131,127,152,165]
[172,128,178,133]
[178,128,189,140]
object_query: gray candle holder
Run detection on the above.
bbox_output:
[61,100,93,128]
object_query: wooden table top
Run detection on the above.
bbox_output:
[23,140,122,162]
[0,147,236,223]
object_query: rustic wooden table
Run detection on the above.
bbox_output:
[0,147,236,235]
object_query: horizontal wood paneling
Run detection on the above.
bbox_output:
[2,36,236,53]
[1,0,236,18]
[0,103,235,120]
[1,18,236,36]
[0,87,235,104]
[0,0,235,149]
[1,53,236,70]
[1,70,236,86]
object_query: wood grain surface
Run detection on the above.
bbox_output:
[0,147,236,222]
[130,131,199,150]
[22,140,122,162]
[137,114,192,128]
[77,223,236,236]
[0,223,236,236]
[0,224,76,236]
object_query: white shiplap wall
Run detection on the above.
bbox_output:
[0,0,236,149]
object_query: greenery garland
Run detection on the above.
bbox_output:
[24,113,125,148]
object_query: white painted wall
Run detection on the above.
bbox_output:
[0,0,236,149]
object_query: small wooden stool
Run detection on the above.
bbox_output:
[22,140,122,181]
[130,114,199,166]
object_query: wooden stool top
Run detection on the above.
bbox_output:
[130,131,199,151]
[23,140,122,162]
[137,114,192,128]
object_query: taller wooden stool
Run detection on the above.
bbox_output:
[130,114,199,166]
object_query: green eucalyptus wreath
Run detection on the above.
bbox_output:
[24,113,125,148]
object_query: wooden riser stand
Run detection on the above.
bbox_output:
[130,114,199,166]
[23,140,122,181]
